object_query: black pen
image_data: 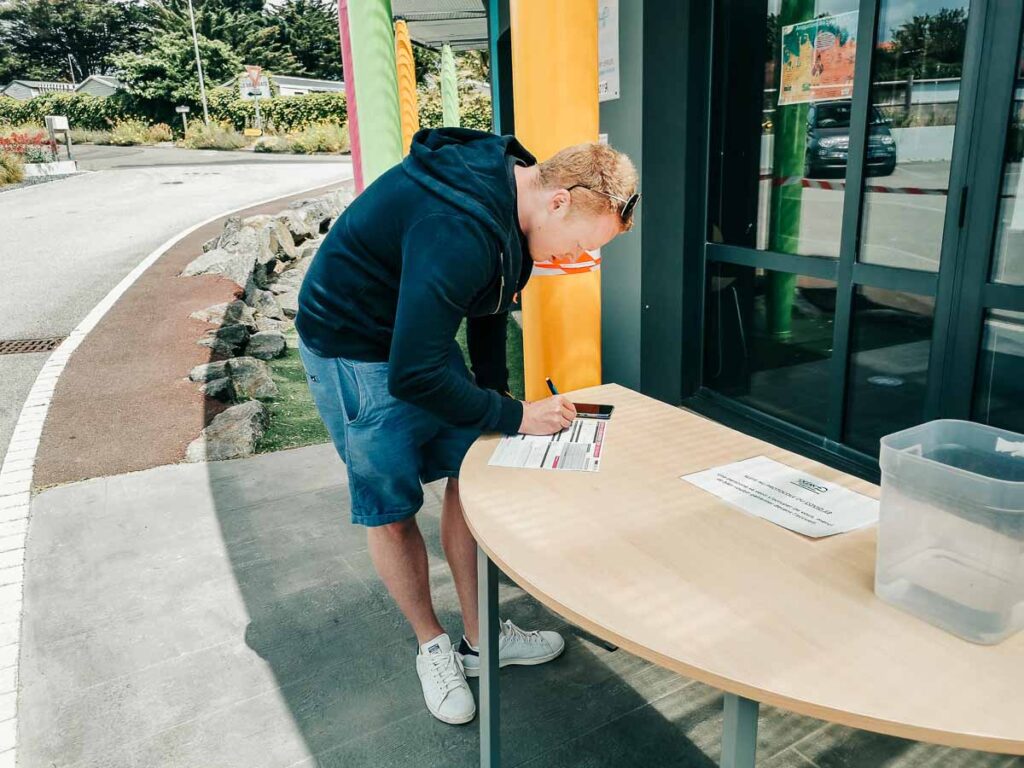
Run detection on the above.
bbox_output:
[545,377,559,396]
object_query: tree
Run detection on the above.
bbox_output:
[267,0,342,80]
[149,0,300,76]
[877,8,968,81]
[0,0,146,81]
[113,31,240,108]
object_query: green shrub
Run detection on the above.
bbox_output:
[179,121,246,150]
[418,87,492,131]
[148,123,174,142]
[108,119,153,146]
[206,89,347,132]
[0,152,24,185]
[290,122,349,154]
[23,146,53,163]
[253,135,291,153]
[0,92,127,130]
[69,128,112,144]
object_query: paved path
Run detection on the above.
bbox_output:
[0,159,351,462]
[20,445,1022,768]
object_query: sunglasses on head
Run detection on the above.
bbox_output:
[567,184,641,224]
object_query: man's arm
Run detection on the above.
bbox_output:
[387,215,523,434]
[466,313,510,396]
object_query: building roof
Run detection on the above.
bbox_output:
[392,0,488,51]
[272,75,345,90]
[219,73,345,91]
[3,80,76,93]
[75,75,122,91]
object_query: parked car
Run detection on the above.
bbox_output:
[804,100,896,178]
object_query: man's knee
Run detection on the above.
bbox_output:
[368,516,419,542]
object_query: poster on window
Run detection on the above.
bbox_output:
[598,0,619,102]
[779,11,858,106]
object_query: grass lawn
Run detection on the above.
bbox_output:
[257,318,525,454]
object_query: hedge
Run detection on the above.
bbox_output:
[2,85,494,135]
[205,89,347,132]
[0,92,127,130]
[0,89,347,134]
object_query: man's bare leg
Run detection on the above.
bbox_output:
[367,517,445,644]
[440,478,479,646]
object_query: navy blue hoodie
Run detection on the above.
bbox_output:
[295,128,535,435]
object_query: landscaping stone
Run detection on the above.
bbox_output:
[297,238,323,261]
[250,289,283,320]
[192,299,257,329]
[227,356,278,399]
[200,376,235,401]
[197,323,250,356]
[189,360,230,383]
[277,290,299,319]
[181,247,255,290]
[281,198,336,239]
[185,400,268,462]
[222,300,257,330]
[254,315,289,333]
[202,236,219,253]
[246,331,287,360]
[190,302,230,325]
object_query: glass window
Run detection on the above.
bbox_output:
[973,310,1024,434]
[709,0,859,258]
[704,263,836,434]
[844,288,935,455]
[990,33,1024,285]
[859,1,971,272]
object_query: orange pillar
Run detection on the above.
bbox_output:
[511,0,600,401]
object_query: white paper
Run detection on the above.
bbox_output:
[489,419,607,472]
[995,437,1024,457]
[598,0,619,102]
[681,456,878,538]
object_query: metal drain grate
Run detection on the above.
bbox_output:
[0,337,66,355]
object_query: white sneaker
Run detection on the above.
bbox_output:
[459,619,565,678]
[416,633,476,725]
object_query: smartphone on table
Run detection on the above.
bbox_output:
[572,403,614,420]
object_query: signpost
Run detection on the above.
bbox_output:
[242,65,267,134]
[175,105,190,134]
[44,115,71,160]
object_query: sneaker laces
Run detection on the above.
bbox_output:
[501,619,545,645]
[428,649,466,698]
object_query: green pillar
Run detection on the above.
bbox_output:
[348,0,402,184]
[766,0,814,338]
[441,43,460,127]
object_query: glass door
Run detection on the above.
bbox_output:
[701,0,1013,474]
[935,0,1024,434]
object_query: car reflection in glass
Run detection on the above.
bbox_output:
[805,100,897,179]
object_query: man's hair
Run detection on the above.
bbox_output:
[537,143,639,231]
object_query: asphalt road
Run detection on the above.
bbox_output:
[0,150,352,462]
[72,143,349,170]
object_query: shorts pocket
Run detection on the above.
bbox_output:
[345,360,390,427]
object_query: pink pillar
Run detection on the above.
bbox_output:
[338,0,364,193]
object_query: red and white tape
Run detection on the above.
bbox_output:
[759,173,948,196]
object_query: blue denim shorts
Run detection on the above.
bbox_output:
[298,338,481,527]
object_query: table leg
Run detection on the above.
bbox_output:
[721,693,759,768]
[478,547,501,768]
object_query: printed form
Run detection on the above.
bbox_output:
[489,419,607,472]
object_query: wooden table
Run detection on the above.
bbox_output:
[460,384,1024,767]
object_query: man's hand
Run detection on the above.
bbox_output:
[519,396,577,435]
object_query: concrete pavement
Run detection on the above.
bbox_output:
[0,158,351,461]
[19,444,1022,767]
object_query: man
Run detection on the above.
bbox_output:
[296,127,638,725]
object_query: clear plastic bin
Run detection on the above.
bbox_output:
[876,419,1024,644]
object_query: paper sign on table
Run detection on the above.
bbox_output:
[681,455,878,538]
[489,419,606,472]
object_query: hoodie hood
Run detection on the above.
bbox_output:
[403,128,535,314]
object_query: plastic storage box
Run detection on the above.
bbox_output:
[876,420,1024,644]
